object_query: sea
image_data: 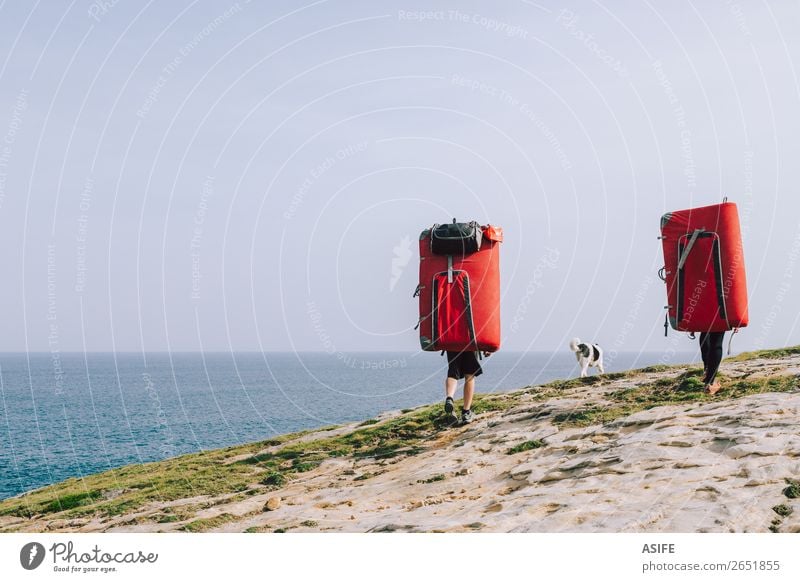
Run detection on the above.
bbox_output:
[0,350,699,500]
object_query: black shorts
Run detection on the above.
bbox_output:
[446,351,483,380]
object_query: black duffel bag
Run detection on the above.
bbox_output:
[430,219,482,255]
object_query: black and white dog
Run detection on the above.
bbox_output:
[569,338,604,378]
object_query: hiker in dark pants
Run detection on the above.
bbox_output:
[699,331,725,395]
[443,351,489,424]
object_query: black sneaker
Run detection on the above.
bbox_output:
[444,396,455,415]
[461,408,475,425]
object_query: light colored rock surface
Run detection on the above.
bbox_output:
[264,497,281,512]
[2,354,799,533]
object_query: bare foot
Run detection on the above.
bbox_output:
[704,380,722,395]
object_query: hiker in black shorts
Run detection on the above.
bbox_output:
[444,350,489,424]
[699,331,725,394]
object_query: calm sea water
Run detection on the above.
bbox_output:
[0,351,698,500]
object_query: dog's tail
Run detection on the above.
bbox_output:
[569,337,581,352]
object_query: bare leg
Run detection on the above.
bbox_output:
[445,377,458,399]
[463,374,475,410]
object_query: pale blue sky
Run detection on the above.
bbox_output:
[0,0,799,352]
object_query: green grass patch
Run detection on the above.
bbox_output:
[417,474,446,484]
[507,440,546,455]
[181,513,238,533]
[155,513,181,524]
[728,345,800,362]
[552,370,798,428]
[552,406,625,428]
[783,479,800,499]
[291,461,319,473]
[40,492,100,514]
[260,472,287,488]
[773,504,793,517]
[524,364,688,398]
[471,394,519,414]
[639,364,673,373]
[141,505,199,525]
[0,447,272,520]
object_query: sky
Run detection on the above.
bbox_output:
[0,0,799,353]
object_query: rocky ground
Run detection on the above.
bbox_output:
[2,348,800,533]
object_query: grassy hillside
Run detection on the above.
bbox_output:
[1,345,797,528]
